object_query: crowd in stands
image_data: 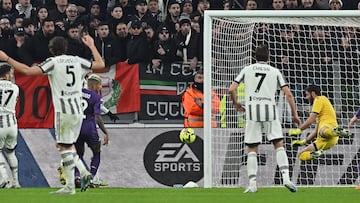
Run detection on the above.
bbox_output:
[0,0,359,70]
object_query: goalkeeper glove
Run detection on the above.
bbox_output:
[107,111,119,122]
[291,139,306,147]
[288,128,302,136]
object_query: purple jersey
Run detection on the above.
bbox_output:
[355,107,360,118]
[80,88,102,136]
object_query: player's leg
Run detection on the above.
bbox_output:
[0,149,10,188]
[243,120,261,193]
[74,137,86,188]
[70,118,92,192]
[4,126,20,188]
[267,120,296,192]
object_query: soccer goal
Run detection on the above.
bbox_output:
[203,10,360,188]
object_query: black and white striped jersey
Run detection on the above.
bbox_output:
[39,55,92,115]
[234,62,287,122]
[0,80,19,127]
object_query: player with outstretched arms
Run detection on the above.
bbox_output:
[0,64,20,189]
[0,34,105,194]
[229,44,301,193]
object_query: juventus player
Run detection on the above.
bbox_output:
[0,64,20,189]
[0,35,105,194]
[229,44,301,193]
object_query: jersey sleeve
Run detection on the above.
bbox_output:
[78,56,92,70]
[311,97,323,114]
[234,68,245,83]
[355,107,360,118]
[38,57,55,74]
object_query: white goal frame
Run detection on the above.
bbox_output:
[203,10,360,188]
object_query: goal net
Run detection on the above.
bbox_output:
[203,10,360,188]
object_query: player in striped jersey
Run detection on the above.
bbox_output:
[0,35,105,194]
[0,64,20,189]
[229,44,301,193]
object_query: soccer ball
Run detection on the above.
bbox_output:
[179,128,196,144]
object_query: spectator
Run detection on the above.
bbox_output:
[285,0,299,9]
[0,16,13,51]
[0,0,15,16]
[113,21,130,62]
[130,0,158,31]
[316,0,330,9]
[164,0,181,37]
[13,14,24,28]
[6,27,26,61]
[148,0,163,26]
[126,19,149,64]
[34,5,48,30]
[175,14,201,70]
[22,18,35,37]
[83,0,103,24]
[245,0,258,9]
[182,69,220,127]
[272,0,285,9]
[223,0,231,9]
[64,4,81,25]
[18,17,58,65]
[299,0,320,9]
[48,0,68,22]
[181,0,194,16]
[94,22,118,67]
[329,0,343,10]
[87,15,102,38]
[116,0,136,21]
[151,25,178,69]
[14,0,36,21]
[108,4,128,34]
[65,22,90,59]
[194,0,210,32]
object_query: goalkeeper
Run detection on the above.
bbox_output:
[289,85,351,161]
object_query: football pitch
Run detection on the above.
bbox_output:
[0,187,358,203]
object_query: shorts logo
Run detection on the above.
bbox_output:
[143,130,203,186]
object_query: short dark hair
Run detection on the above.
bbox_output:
[305,84,321,96]
[0,64,11,78]
[49,36,68,56]
[255,44,269,62]
[41,17,54,27]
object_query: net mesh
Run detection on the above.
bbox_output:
[209,16,360,187]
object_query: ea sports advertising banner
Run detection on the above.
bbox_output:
[139,62,202,120]
[14,62,140,128]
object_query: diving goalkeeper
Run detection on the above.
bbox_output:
[289,85,351,161]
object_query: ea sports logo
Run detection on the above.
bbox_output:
[143,130,203,186]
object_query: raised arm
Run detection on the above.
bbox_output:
[0,50,43,76]
[81,35,105,70]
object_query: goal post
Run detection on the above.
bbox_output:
[203,10,360,188]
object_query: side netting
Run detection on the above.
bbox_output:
[203,11,360,188]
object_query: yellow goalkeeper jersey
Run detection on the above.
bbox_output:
[311,95,338,126]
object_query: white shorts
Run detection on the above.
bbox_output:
[55,112,83,144]
[0,125,18,149]
[244,120,283,144]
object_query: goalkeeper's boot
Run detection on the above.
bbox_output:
[332,127,351,137]
[243,186,257,193]
[92,178,109,187]
[310,149,324,159]
[57,165,66,185]
[50,186,75,195]
[80,173,92,192]
[284,181,297,193]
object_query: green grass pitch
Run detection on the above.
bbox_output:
[0,187,358,203]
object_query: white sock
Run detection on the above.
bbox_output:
[61,150,75,189]
[276,147,290,183]
[247,152,257,187]
[5,151,18,183]
[73,152,90,177]
[0,151,8,182]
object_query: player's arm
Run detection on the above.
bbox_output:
[229,81,245,112]
[81,35,105,70]
[0,51,42,76]
[95,115,109,145]
[298,112,317,131]
[349,107,360,127]
[281,85,301,126]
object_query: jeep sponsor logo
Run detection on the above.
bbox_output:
[143,130,203,186]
